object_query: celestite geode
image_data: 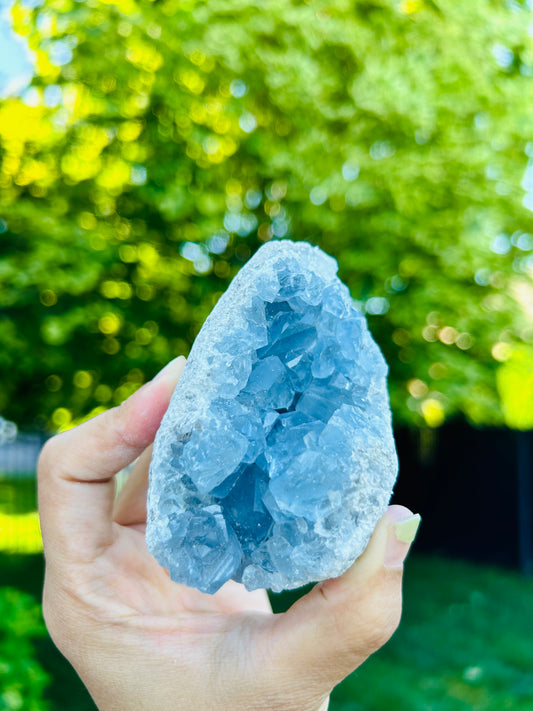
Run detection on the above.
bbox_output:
[147,240,398,593]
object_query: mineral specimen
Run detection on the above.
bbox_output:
[147,240,398,594]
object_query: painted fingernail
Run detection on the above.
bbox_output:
[153,356,187,381]
[395,514,422,544]
[384,514,421,568]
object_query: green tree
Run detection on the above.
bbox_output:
[1,0,533,429]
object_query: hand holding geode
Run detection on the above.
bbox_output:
[146,240,398,593]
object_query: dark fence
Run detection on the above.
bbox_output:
[393,425,533,575]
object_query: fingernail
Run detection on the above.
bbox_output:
[384,513,421,568]
[153,356,187,381]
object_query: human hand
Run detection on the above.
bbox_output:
[38,357,420,711]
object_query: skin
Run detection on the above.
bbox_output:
[38,357,418,711]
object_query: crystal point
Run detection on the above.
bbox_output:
[147,240,398,593]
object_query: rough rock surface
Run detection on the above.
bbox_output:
[147,240,398,593]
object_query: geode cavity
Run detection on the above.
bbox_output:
[146,240,398,593]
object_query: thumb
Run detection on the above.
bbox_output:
[267,505,420,694]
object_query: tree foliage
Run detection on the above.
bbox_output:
[1,0,533,429]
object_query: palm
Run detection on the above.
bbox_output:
[90,520,293,706]
[106,523,273,617]
[106,448,273,619]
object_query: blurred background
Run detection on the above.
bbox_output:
[1,0,533,708]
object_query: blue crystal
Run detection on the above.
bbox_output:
[147,240,398,594]
[163,507,243,594]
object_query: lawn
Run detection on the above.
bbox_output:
[0,479,42,555]
[2,552,532,711]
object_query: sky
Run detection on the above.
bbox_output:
[0,0,34,97]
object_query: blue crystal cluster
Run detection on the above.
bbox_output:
[147,240,398,593]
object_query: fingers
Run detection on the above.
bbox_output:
[113,445,152,526]
[268,505,420,692]
[38,357,186,562]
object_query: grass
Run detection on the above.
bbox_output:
[2,553,533,710]
[0,511,43,554]
[0,478,37,514]
[0,479,43,554]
